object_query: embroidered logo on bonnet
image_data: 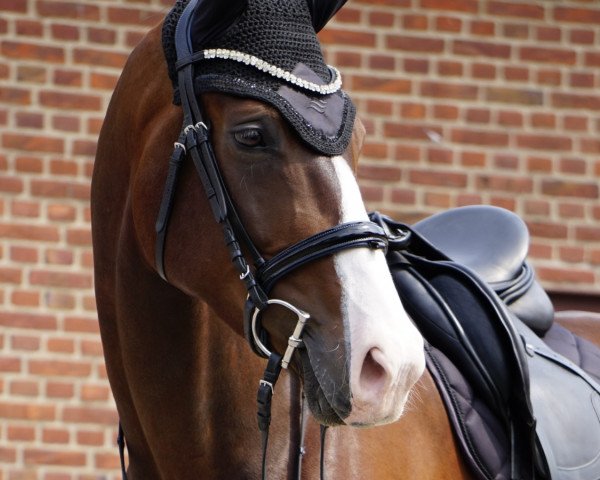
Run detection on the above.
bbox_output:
[164,0,355,156]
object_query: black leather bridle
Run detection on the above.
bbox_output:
[147,0,391,478]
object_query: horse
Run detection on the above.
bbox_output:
[91,1,600,478]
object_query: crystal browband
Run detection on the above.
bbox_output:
[201,48,342,95]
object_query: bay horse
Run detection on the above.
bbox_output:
[91,1,600,479]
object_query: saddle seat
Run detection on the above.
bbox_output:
[413,205,554,335]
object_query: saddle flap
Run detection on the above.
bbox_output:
[519,320,600,480]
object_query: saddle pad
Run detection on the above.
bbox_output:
[372,212,600,480]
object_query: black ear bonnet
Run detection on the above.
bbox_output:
[162,0,355,156]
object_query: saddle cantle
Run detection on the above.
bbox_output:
[413,205,554,335]
[372,206,600,480]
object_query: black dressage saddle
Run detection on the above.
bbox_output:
[372,206,600,480]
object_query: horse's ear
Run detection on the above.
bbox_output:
[349,117,366,173]
[191,0,248,48]
[306,0,347,32]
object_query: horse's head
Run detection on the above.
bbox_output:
[150,0,425,427]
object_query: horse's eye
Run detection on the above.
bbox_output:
[234,128,265,148]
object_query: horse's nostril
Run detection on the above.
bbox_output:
[359,348,389,396]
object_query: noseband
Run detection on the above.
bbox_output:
[152,0,388,477]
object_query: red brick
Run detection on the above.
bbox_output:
[437,60,463,76]
[420,81,478,100]
[107,6,163,27]
[87,27,117,45]
[537,69,562,86]
[39,90,102,111]
[570,29,594,45]
[355,0,409,6]
[31,180,90,200]
[8,425,36,442]
[528,221,569,239]
[368,54,396,71]
[520,46,576,65]
[73,48,128,68]
[420,0,477,13]
[29,360,91,378]
[62,406,119,426]
[24,448,86,467]
[502,23,528,39]
[527,156,552,173]
[0,402,55,420]
[404,58,429,73]
[358,165,402,181]
[384,122,442,141]
[569,72,594,89]
[50,24,80,41]
[3,133,64,153]
[476,175,533,193]
[536,26,561,42]
[391,188,416,204]
[0,0,28,12]
[559,157,587,175]
[369,11,395,27]
[470,20,494,36]
[400,102,426,119]
[0,223,59,242]
[516,134,572,151]
[554,6,600,24]
[11,291,40,307]
[503,66,528,82]
[403,14,428,30]
[542,179,599,198]
[11,200,40,218]
[16,19,43,37]
[536,266,594,285]
[487,1,544,19]
[15,112,43,129]
[53,69,83,87]
[30,270,92,289]
[436,16,462,32]
[362,142,389,159]
[320,28,376,47]
[530,113,556,129]
[409,169,467,187]
[77,430,104,446]
[10,246,38,263]
[386,34,444,53]
[90,72,120,90]
[453,40,511,58]
[451,128,509,147]
[1,41,64,63]
[352,75,411,94]
[37,1,100,20]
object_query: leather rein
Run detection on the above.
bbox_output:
[121,1,390,478]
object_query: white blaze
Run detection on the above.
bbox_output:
[331,156,425,426]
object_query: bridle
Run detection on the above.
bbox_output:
[124,0,391,478]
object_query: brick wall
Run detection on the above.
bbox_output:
[0,0,599,477]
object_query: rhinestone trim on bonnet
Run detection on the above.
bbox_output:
[202,48,342,95]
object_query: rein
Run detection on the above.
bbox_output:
[121,0,388,477]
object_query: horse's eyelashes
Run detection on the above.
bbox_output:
[234,128,265,148]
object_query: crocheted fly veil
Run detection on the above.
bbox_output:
[167,0,354,156]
